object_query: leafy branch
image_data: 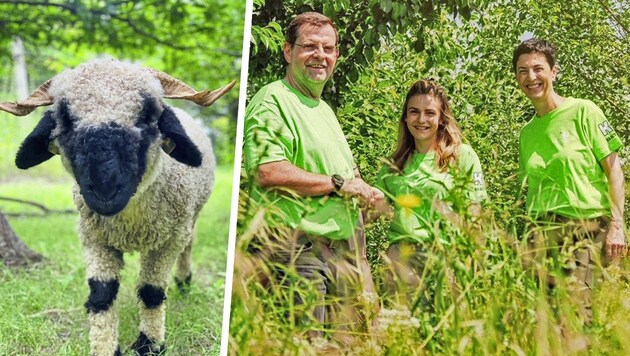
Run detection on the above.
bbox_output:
[0,0,241,56]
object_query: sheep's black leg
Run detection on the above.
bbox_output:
[83,244,124,356]
[174,272,192,293]
[134,246,179,354]
[86,279,119,313]
[131,331,166,355]
[175,236,193,293]
[133,282,167,354]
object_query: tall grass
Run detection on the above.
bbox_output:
[229,189,630,355]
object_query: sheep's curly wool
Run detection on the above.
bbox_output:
[48,58,164,129]
[17,58,217,356]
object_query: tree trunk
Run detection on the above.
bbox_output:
[12,36,29,99]
[2,38,43,267]
[0,211,43,267]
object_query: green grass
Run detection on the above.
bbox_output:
[0,165,233,355]
[0,112,68,180]
[229,198,630,355]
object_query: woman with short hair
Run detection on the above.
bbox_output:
[514,38,625,325]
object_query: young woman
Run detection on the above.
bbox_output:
[514,38,625,325]
[373,79,487,305]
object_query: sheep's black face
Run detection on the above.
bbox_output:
[57,99,159,216]
[15,94,202,216]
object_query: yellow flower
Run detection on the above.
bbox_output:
[398,243,416,260]
[396,194,421,216]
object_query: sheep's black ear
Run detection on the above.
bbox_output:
[15,111,56,169]
[157,106,202,167]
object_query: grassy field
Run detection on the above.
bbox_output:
[229,204,630,355]
[0,165,233,355]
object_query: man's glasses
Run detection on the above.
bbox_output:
[293,43,337,55]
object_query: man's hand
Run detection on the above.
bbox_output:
[368,188,392,219]
[606,220,626,260]
[370,187,385,203]
[338,178,374,204]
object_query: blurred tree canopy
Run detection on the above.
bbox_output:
[248,0,488,108]
[0,0,244,165]
[246,0,629,231]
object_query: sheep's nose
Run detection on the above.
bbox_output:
[90,182,121,201]
[89,163,121,201]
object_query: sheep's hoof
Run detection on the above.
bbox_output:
[131,332,165,355]
[114,345,123,356]
[175,273,192,294]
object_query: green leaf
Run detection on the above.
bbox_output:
[380,0,393,13]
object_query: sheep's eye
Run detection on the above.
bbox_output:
[57,100,75,132]
[136,95,160,127]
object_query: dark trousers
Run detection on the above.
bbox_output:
[383,241,461,311]
[254,215,378,342]
[522,214,610,325]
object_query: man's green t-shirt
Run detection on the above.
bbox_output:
[243,79,358,240]
[376,144,487,243]
[519,98,623,219]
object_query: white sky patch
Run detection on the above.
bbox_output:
[519,31,534,41]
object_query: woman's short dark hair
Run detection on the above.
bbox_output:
[285,12,339,45]
[512,38,558,73]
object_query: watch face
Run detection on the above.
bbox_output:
[332,174,344,191]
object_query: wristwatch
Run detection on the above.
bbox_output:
[331,174,345,194]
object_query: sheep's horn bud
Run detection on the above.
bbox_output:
[0,79,54,116]
[149,69,236,106]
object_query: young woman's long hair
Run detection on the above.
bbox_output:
[391,79,463,172]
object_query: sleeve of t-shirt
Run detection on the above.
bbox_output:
[581,100,623,162]
[243,99,295,176]
[459,145,488,202]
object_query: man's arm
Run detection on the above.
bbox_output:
[600,152,626,259]
[257,160,376,203]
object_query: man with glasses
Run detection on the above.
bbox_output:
[243,12,382,346]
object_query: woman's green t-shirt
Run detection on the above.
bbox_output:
[376,144,487,243]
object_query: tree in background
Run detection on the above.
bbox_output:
[0,211,43,267]
[248,0,483,108]
[0,0,244,165]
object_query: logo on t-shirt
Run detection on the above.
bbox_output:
[598,121,615,137]
[558,131,571,143]
[473,172,485,187]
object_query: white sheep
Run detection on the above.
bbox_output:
[0,58,235,356]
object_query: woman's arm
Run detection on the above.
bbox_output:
[600,152,626,259]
